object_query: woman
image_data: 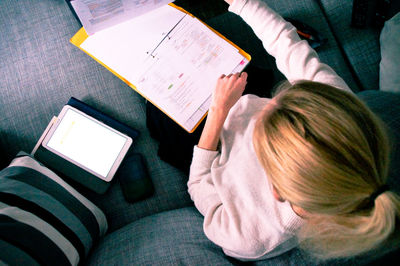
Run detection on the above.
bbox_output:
[187,0,400,261]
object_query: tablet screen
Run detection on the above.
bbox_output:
[46,107,129,179]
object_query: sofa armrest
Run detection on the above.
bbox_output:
[357,90,400,193]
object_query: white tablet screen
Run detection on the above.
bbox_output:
[46,108,128,178]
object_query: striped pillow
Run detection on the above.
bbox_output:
[0,152,108,266]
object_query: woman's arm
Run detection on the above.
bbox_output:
[198,72,248,151]
[227,0,351,91]
[188,72,247,214]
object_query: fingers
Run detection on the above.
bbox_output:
[219,72,247,81]
[212,71,248,113]
[239,72,248,79]
[217,72,247,92]
[231,72,248,87]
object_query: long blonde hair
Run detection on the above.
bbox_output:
[253,80,400,259]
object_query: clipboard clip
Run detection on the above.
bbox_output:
[146,51,156,58]
[146,14,186,58]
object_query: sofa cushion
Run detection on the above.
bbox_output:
[87,207,322,265]
[87,207,233,265]
[0,152,108,265]
[318,0,381,91]
[379,12,400,93]
[88,206,394,266]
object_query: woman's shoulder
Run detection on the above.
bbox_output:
[231,94,271,116]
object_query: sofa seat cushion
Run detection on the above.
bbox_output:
[318,0,381,91]
[0,152,108,265]
[87,207,384,266]
[87,207,233,265]
[88,207,311,265]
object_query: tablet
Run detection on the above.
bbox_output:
[42,105,132,182]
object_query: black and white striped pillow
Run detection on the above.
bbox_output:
[0,152,108,265]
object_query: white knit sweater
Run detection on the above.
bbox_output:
[188,0,351,260]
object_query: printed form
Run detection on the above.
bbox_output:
[71,0,174,35]
[80,4,248,132]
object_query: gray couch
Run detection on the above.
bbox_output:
[1,0,399,265]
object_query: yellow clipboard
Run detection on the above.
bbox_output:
[70,3,251,133]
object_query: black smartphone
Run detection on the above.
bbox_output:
[116,153,154,203]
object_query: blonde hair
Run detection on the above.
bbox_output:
[253,80,400,259]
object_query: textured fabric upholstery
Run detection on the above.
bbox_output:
[357,90,400,193]
[87,206,382,266]
[87,207,232,266]
[379,13,400,93]
[318,0,381,91]
[87,207,322,266]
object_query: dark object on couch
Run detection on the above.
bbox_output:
[352,0,400,28]
[285,18,328,49]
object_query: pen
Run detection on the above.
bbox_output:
[296,30,315,41]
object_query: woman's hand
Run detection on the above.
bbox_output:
[224,0,233,5]
[210,72,248,117]
[198,72,247,151]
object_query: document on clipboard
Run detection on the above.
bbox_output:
[70,3,251,133]
[69,0,175,35]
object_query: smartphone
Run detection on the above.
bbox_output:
[116,153,154,203]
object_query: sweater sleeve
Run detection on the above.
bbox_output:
[188,147,260,258]
[229,0,351,92]
[188,146,221,217]
[188,145,299,259]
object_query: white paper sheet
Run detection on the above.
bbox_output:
[81,5,186,82]
[71,0,174,35]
